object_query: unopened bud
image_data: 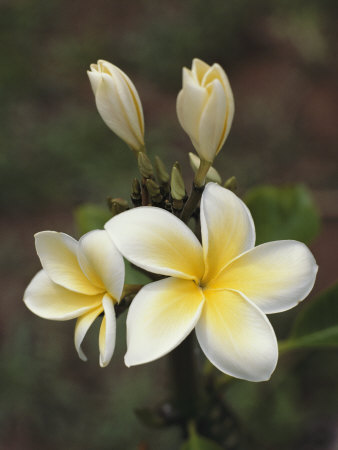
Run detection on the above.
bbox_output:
[138,152,154,178]
[107,197,129,216]
[177,58,234,163]
[132,178,141,196]
[171,163,186,200]
[130,178,142,206]
[146,179,162,204]
[145,179,160,197]
[224,176,237,192]
[88,60,145,152]
[154,156,170,184]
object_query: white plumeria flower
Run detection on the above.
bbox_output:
[23,230,124,367]
[105,183,318,381]
[177,58,234,163]
[88,60,145,152]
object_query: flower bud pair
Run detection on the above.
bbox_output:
[88,58,234,163]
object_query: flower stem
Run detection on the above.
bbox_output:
[180,159,211,224]
[194,159,211,188]
[180,184,204,224]
[168,333,200,429]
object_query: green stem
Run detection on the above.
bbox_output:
[168,333,200,428]
[180,183,204,224]
[194,159,211,188]
[180,159,211,224]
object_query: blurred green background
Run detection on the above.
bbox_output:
[0,0,337,448]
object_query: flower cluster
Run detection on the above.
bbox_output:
[23,59,317,382]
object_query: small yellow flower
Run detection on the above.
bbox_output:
[23,230,124,367]
[105,183,317,381]
[177,58,234,163]
[88,60,145,152]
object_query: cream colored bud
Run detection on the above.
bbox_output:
[170,164,186,201]
[188,152,222,184]
[177,58,234,163]
[88,60,145,152]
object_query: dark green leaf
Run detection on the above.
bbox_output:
[73,203,112,236]
[244,185,320,245]
[279,283,338,352]
[124,260,151,285]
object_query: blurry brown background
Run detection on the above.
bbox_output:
[0,0,337,449]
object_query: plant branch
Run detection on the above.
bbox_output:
[168,333,201,431]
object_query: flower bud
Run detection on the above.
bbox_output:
[176,58,234,163]
[154,156,170,185]
[138,152,153,178]
[170,163,186,201]
[107,197,129,216]
[224,175,237,192]
[146,179,163,204]
[88,60,145,152]
[189,152,222,184]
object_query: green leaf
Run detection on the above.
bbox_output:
[279,283,338,352]
[124,260,151,285]
[181,426,223,450]
[73,203,111,236]
[244,184,320,245]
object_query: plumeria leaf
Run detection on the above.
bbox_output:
[181,427,223,450]
[124,260,151,285]
[244,184,320,245]
[74,203,111,236]
[279,283,338,352]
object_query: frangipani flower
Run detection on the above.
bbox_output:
[105,183,317,381]
[88,60,145,152]
[23,230,124,367]
[177,58,234,163]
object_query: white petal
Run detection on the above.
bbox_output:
[118,69,145,136]
[24,270,102,320]
[74,304,104,361]
[211,64,235,145]
[198,79,227,162]
[35,231,102,295]
[107,65,144,144]
[99,294,116,367]
[196,289,278,381]
[192,58,210,83]
[209,240,318,314]
[177,70,208,144]
[200,183,255,284]
[95,73,142,150]
[105,207,204,281]
[77,230,125,301]
[125,277,205,366]
[87,69,101,95]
